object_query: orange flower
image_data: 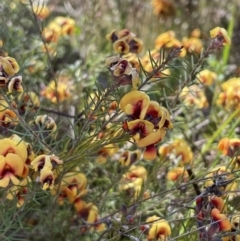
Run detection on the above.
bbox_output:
[74,200,106,232]
[31,154,62,190]
[120,90,150,119]
[146,215,171,240]
[31,154,63,172]
[8,76,23,93]
[196,69,217,85]
[0,98,18,127]
[211,208,231,231]
[209,196,225,213]
[96,144,119,164]
[180,84,208,109]
[119,165,147,198]
[113,39,130,54]
[53,171,87,204]
[18,91,40,113]
[124,119,154,142]
[128,37,143,54]
[210,27,231,45]
[30,115,57,137]
[41,75,73,103]
[155,30,176,49]
[106,30,118,43]
[32,5,50,20]
[53,17,75,36]
[218,137,240,157]
[167,167,188,182]
[122,53,140,71]
[217,77,240,110]
[0,137,29,187]
[159,139,193,166]
[117,29,136,42]
[106,57,140,89]
[137,129,167,160]
[0,56,20,77]
[151,0,175,18]
[182,37,203,54]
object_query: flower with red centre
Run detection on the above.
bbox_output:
[6,177,31,207]
[53,17,75,36]
[119,165,147,198]
[144,101,164,127]
[110,59,133,77]
[128,37,143,54]
[42,26,61,43]
[40,166,54,190]
[180,84,209,109]
[74,200,106,232]
[123,53,140,71]
[106,57,140,89]
[53,171,87,204]
[120,90,150,119]
[146,215,171,241]
[210,27,231,45]
[9,134,35,165]
[124,119,154,142]
[218,137,240,157]
[31,154,63,172]
[211,208,231,231]
[124,165,147,180]
[96,143,119,164]
[137,129,167,160]
[144,62,171,80]
[106,30,118,43]
[0,76,8,86]
[18,91,40,114]
[158,139,193,166]
[30,115,57,137]
[119,150,141,166]
[117,29,136,42]
[113,39,130,54]
[0,56,20,77]
[0,137,29,187]
[196,69,217,85]
[35,157,60,190]
[155,30,176,49]
[41,76,73,103]
[182,36,203,54]
[0,98,18,127]
[158,106,173,129]
[217,77,240,110]
[8,76,23,93]
[0,136,28,162]
[167,167,189,182]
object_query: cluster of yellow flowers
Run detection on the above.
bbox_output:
[106,56,140,89]
[217,77,240,111]
[141,215,171,241]
[120,90,173,160]
[42,16,75,53]
[159,139,193,181]
[41,74,73,103]
[106,29,143,55]
[119,165,147,199]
